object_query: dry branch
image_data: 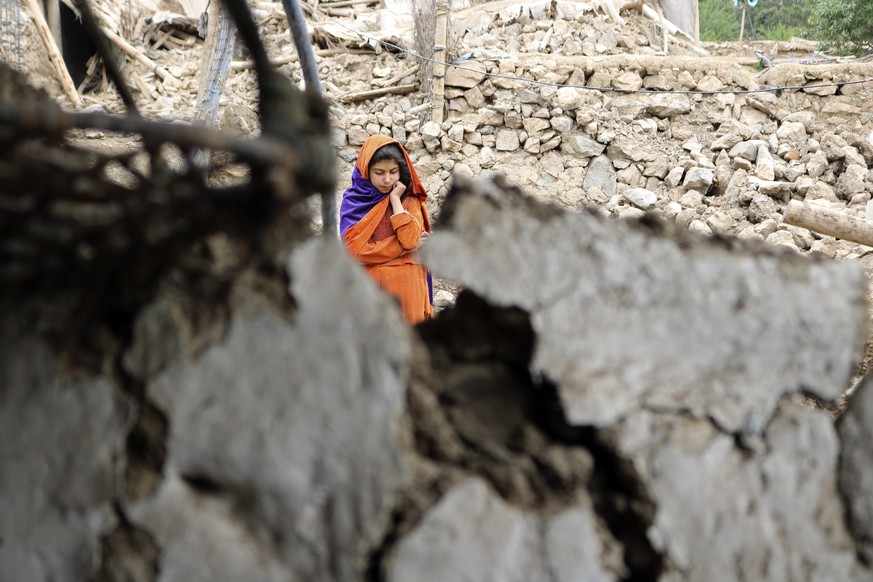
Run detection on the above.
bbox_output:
[340,83,418,103]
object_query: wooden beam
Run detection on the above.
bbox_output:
[782,200,873,247]
[431,0,449,125]
[45,0,62,52]
[341,83,417,103]
[99,25,177,82]
[24,0,82,107]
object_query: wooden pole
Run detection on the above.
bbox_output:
[45,0,62,53]
[431,0,449,125]
[341,83,417,103]
[782,200,873,247]
[100,25,177,82]
[739,1,747,42]
[23,0,82,107]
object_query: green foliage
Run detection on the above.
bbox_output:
[699,0,811,42]
[700,0,739,40]
[807,0,873,53]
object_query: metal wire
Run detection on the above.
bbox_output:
[0,0,23,70]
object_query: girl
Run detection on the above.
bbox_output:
[340,135,433,324]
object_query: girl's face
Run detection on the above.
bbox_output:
[369,159,401,194]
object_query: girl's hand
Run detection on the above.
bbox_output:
[388,182,407,215]
[415,231,430,250]
[389,181,406,202]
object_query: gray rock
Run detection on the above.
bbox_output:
[420,121,442,152]
[555,87,585,110]
[821,133,849,161]
[711,133,742,151]
[495,129,521,151]
[541,152,565,178]
[748,193,779,222]
[696,75,724,92]
[755,145,776,181]
[612,71,644,91]
[480,146,497,168]
[607,96,647,120]
[776,121,807,145]
[729,140,765,162]
[748,176,792,198]
[665,166,685,188]
[754,218,779,238]
[464,86,486,108]
[836,165,869,200]
[843,146,867,168]
[504,110,523,129]
[607,140,653,163]
[550,115,574,133]
[688,218,713,235]
[562,135,606,157]
[679,190,704,208]
[446,62,486,88]
[766,229,800,251]
[747,92,779,117]
[782,111,816,130]
[522,117,550,133]
[433,289,456,310]
[737,226,764,241]
[807,150,829,179]
[805,181,839,203]
[646,94,692,118]
[625,187,657,210]
[523,136,541,154]
[348,125,370,147]
[582,155,617,197]
[683,167,714,191]
[705,210,735,233]
[643,160,670,179]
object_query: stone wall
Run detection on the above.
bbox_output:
[333,50,873,258]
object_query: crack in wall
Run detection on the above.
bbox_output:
[366,289,665,581]
[92,505,160,582]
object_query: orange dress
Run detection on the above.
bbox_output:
[342,136,433,324]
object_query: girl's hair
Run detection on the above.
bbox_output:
[369,143,412,192]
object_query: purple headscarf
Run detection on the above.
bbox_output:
[339,165,387,236]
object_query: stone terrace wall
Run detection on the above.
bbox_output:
[334,54,873,258]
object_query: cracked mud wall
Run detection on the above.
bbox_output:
[3,176,873,581]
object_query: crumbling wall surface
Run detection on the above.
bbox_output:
[127,238,419,581]
[0,320,130,581]
[424,175,868,431]
[839,372,873,565]
[3,178,873,581]
[420,176,872,581]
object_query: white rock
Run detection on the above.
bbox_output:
[755,145,776,181]
[625,188,658,210]
[495,130,520,151]
[555,87,584,110]
[683,168,714,191]
[776,121,807,145]
[665,167,685,188]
